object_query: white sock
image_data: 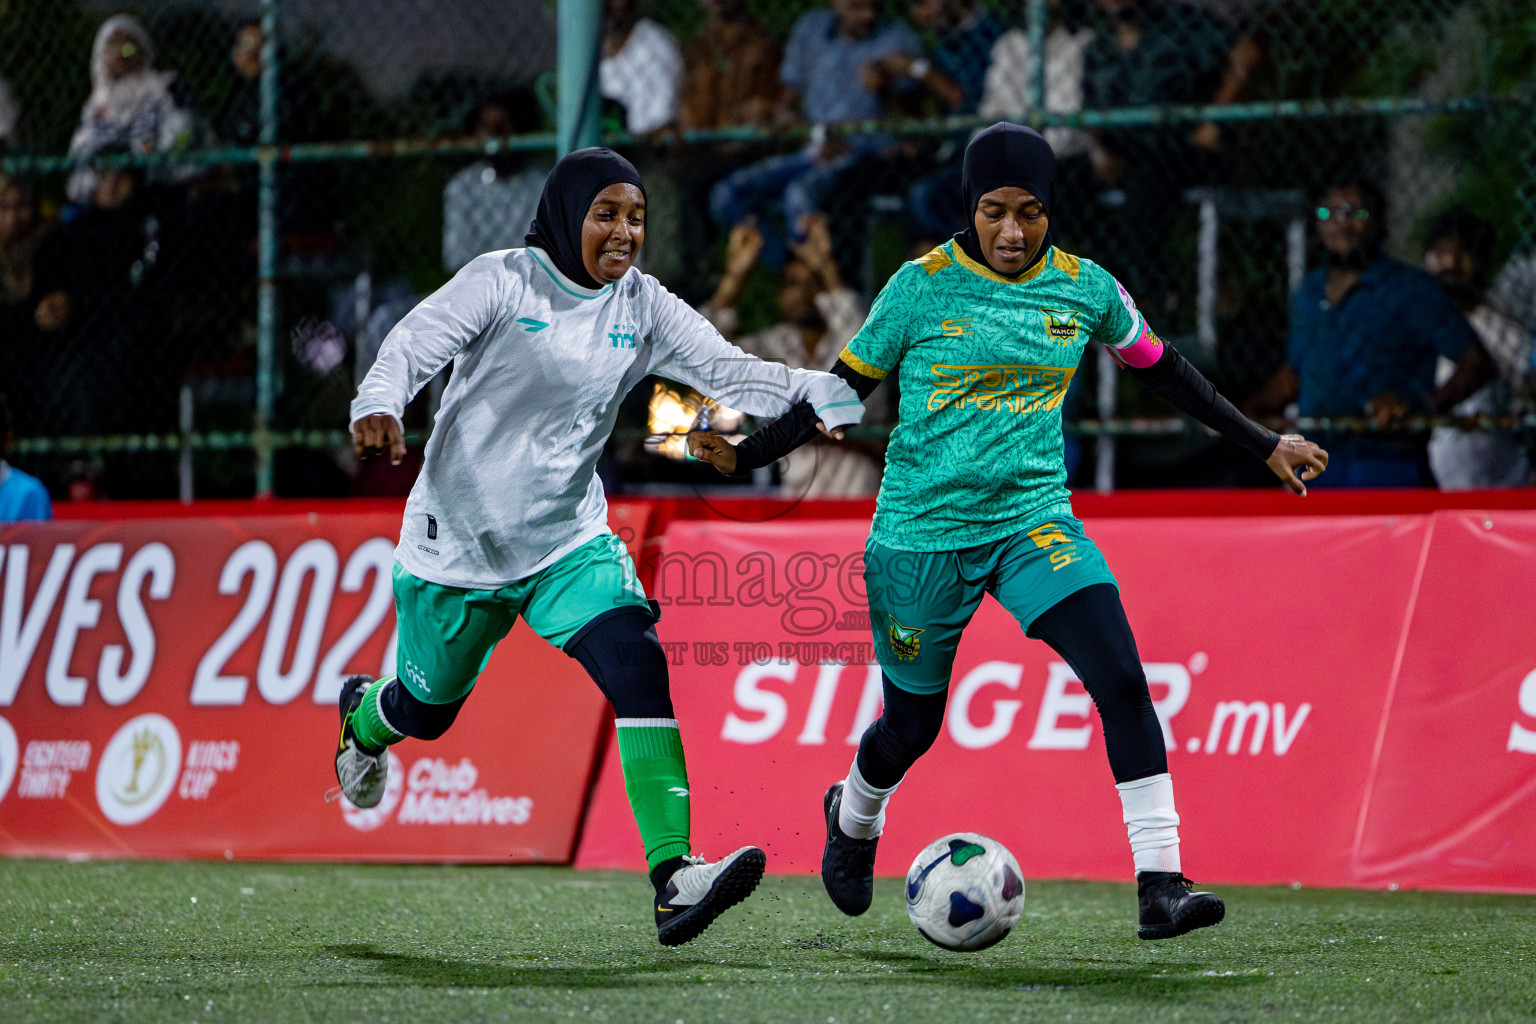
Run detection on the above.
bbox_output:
[1117,772,1181,875]
[837,760,899,840]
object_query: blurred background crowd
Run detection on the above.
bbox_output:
[1,0,1534,514]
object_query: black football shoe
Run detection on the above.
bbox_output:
[1137,871,1226,940]
[821,782,879,916]
[654,847,766,947]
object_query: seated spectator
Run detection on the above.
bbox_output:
[67,15,196,204]
[1245,179,1489,487]
[0,390,51,523]
[708,0,921,267]
[600,0,683,136]
[442,92,549,273]
[47,160,181,439]
[1079,0,1259,299]
[0,75,16,147]
[701,215,884,496]
[867,0,1001,117]
[679,0,783,131]
[0,177,70,436]
[978,7,1095,159]
[1422,209,1533,489]
[883,0,1004,239]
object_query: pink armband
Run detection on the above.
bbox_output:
[1110,318,1165,369]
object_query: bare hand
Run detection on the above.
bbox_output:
[688,431,738,473]
[1365,392,1409,428]
[1190,121,1222,151]
[725,218,764,279]
[353,412,405,465]
[34,290,71,331]
[1266,433,1328,496]
[791,214,834,275]
[860,62,889,93]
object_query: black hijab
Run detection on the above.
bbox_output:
[954,122,1057,279]
[524,147,646,289]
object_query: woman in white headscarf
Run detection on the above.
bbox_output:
[67,15,195,203]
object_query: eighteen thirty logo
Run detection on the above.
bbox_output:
[95,714,182,826]
[0,717,16,806]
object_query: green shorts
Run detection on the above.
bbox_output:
[392,532,652,704]
[865,516,1117,695]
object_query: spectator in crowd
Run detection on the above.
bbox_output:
[0,75,17,147]
[600,0,684,137]
[979,3,1095,161]
[0,391,51,523]
[1079,0,1259,300]
[885,0,1004,240]
[701,215,884,496]
[46,159,181,441]
[0,177,70,438]
[1245,179,1489,487]
[442,92,549,274]
[67,15,196,204]
[708,0,921,268]
[679,0,782,131]
[1422,209,1533,489]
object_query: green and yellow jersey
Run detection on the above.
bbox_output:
[842,240,1154,552]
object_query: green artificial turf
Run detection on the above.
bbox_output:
[1,860,1533,1023]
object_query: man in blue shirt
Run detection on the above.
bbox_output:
[0,391,51,523]
[1246,179,1490,486]
[708,0,920,267]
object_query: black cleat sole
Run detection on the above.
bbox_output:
[1138,895,1226,940]
[657,848,766,947]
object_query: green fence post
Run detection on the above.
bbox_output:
[1026,0,1046,118]
[557,0,603,155]
[254,0,282,497]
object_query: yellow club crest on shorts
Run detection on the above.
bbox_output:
[888,615,925,661]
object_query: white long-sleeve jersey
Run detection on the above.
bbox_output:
[351,247,865,588]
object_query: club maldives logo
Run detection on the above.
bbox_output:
[95,714,182,826]
[0,717,17,806]
[340,751,405,831]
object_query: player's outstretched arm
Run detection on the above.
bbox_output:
[690,358,884,477]
[1113,335,1328,495]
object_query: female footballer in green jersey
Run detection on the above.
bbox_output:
[690,123,1328,939]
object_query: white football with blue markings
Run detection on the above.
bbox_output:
[904,832,1025,952]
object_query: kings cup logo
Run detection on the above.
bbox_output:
[96,714,182,826]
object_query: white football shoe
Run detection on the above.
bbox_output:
[654,846,766,946]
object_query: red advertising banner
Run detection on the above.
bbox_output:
[1352,511,1536,891]
[0,504,650,862]
[576,514,1460,888]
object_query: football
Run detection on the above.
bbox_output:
[905,833,1026,952]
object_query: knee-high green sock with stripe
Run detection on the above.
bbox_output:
[349,677,404,754]
[615,718,692,871]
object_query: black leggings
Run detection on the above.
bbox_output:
[382,607,674,738]
[856,583,1167,787]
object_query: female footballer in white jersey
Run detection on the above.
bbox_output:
[338,148,864,946]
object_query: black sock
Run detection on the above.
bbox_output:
[650,856,686,893]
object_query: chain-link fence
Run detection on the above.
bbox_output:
[2,0,1534,500]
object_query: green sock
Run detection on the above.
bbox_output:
[615,718,691,871]
[349,677,404,754]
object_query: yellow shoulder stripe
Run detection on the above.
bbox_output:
[1050,248,1081,280]
[915,246,953,276]
[838,347,888,381]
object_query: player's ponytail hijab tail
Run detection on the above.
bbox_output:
[955,123,1058,279]
[524,147,646,289]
